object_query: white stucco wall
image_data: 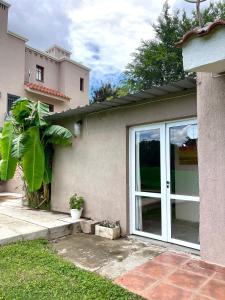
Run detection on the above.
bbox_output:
[183,28,225,73]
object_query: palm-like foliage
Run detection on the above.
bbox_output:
[0,122,17,180]
[91,83,119,103]
[0,98,72,196]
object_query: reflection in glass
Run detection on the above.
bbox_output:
[170,124,199,196]
[171,199,199,244]
[135,196,161,236]
[135,129,160,193]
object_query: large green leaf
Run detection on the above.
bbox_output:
[0,122,17,180]
[44,125,72,145]
[35,101,49,126]
[11,133,27,159]
[28,101,49,127]
[22,127,45,191]
[12,98,31,124]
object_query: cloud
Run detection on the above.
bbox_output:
[66,0,177,85]
[8,0,71,50]
[7,0,218,89]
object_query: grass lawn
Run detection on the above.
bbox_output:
[0,240,142,300]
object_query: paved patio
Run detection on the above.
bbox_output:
[115,251,225,300]
[0,197,80,245]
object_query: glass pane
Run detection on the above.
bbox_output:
[135,129,160,193]
[171,199,199,244]
[135,196,161,236]
[170,124,199,196]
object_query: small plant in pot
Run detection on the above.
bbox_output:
[69,194,84,220]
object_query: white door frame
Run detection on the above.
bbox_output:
[129,118,200,250]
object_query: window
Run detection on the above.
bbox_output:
[80,78,84,91]
[7,94,20,113]
[44,102,54,113]
[48,104,54,112]
[36,65,44,82]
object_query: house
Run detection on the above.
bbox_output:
[0,0,90,128]
[48,20,225,267]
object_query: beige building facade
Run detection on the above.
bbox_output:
[0,0,90,128]
[50,72,225,267]
[50,84,198,244]
[50,21,225,267]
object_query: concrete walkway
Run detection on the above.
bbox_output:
[0,197,80,245]
[52,233,165,280]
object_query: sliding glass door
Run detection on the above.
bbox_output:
[130,119,200,249]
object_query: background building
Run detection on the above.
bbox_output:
[0,0,90,127]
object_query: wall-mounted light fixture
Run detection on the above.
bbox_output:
[74,120,82,137]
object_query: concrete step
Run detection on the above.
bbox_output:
[0,193,23,200]
[0,200,82,246]
[0,221,81,246]
[51,221,82,239]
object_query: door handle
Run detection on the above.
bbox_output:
[166,181,170,188]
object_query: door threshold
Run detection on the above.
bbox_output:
[128,234,200,257]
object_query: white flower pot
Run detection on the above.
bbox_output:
[70,208,83,220]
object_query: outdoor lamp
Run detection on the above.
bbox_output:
[74,121,82,137]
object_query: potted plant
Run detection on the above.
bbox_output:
[95,220,120,240]
[69,194,84,220]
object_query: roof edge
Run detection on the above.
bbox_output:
[47,77,196,121]
[25,45,58,61]
[0,0,10,8]
[46,44,72,55]
[8,31,28,42]
[176,20,225,48]
[26,45,90,71]
[58,57,91,71]
[24,82,70,101]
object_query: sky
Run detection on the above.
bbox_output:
[8,0,218,90]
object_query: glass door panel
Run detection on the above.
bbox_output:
[169,124,199,196]
[135,196,162,236]
[171,199,199,244]
[167,120,200,249]
[132,124,165,240]
[135,129,161,193]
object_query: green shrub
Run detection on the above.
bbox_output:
[69,194,84,210]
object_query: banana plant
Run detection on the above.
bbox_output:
[0,99,72,198]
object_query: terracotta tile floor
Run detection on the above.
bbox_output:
[115,251,225,300]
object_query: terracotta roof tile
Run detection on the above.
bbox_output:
[25,82,70,100]
[176,20,225,48]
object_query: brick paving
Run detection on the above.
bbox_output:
[115,251,225,300]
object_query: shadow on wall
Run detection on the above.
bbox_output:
[0,181,6,193]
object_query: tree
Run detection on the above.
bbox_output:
[91,82,129,103]
[123,1,225,92]
[91,83,119,103]
[0,99,72,208]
